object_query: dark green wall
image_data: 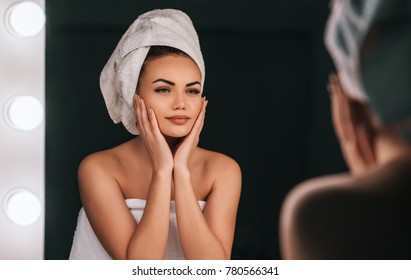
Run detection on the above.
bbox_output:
[45,0,346,259]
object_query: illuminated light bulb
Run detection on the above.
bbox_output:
[3,189,42,226]
[5,1,46,37]
[4,95,44,131]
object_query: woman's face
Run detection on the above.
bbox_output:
[136,54,203,138]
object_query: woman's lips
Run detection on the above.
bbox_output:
[166,116,190,125]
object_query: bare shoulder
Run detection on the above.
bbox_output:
[286,155,411,206]
[280,159,411,259]
[284,173,353,202]
[196,148,242,197]
[78,139,137,177]
[77,142,134,198]
[199,148,241,179]
[282,158,411,228]
[78,148,121,179]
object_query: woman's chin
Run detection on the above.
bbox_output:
[161,128,190,139]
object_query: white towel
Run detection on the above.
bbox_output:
[324,0,380,102]
[324,0,411,130]
[100,9,205,135]
[69,199,207,259]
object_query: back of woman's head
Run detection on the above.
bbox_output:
[325,0,411,140]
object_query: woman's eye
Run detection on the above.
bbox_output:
[154,87,169,93]
[187,89,201,95]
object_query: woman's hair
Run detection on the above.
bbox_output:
[136,46,190,91]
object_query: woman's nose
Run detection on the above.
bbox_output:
[172,93,186,110]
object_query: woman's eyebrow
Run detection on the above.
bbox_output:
[152,79,201,87]
[152,78,175,86]
[186,81,201,87]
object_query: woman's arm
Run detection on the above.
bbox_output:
[79,96,175,259]
[172,99,242,259]
[174,157,241,259]
[78,154,172,260]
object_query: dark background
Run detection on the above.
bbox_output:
[45,0,346,259]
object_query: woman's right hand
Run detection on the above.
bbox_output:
[328,74,376,175]
[134,94,174,173]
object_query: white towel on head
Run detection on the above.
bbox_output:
[99,9,205,135]
[324,0,380,102]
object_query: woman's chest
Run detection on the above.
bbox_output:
[117,159,214,201]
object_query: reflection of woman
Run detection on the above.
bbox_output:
[280,0,411,259]
[69,9,241,260]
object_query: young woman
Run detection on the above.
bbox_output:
[69,9,241,260]
[279,0,411,259]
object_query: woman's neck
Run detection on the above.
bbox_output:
[374,125,411,165]
[133,135,183,157]
[164,135,183,150]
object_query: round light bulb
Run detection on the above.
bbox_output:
[6,2,46,37]
[4,95,44,130]
[4,189,42,225]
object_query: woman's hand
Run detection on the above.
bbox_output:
[134,95,174,173]
[173,97,208,170]
[328,74,376,175]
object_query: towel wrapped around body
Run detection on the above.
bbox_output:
[69,199,206,259]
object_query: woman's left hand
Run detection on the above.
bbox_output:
[173,98,208,170]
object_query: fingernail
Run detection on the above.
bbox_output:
[329,73,335,83]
